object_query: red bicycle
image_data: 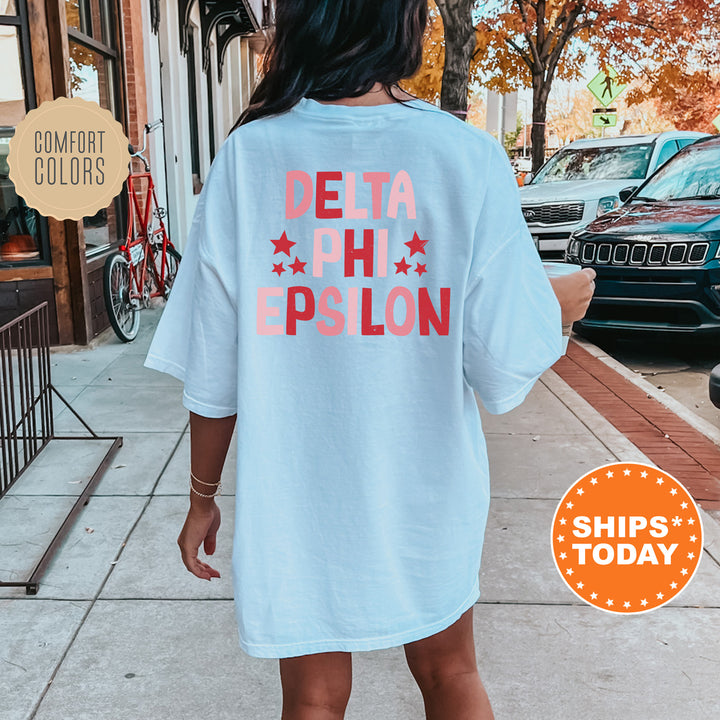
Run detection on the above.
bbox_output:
[103,119,181,342]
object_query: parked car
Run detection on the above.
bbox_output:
[564,135,720,341]
[521,131,709,259]
[710,364,720,408]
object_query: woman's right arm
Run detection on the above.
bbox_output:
[176,411,237,581]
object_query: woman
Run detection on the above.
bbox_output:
[145,1,596,718]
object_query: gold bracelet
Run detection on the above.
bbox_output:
[190,470,221,487]
[190,479,222,497]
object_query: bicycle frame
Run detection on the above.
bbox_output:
[121,170,176,303]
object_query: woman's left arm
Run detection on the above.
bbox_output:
[177,411,237,581]
[548,269,596,324]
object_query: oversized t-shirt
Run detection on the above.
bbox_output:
[144,96,564,659]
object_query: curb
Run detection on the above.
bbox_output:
[571,335,720,449]
[541,369,651,465]
[548,335,720,539]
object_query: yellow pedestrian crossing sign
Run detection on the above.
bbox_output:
[588,66,627,107]
[713,113,720,133]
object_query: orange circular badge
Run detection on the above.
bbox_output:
[551,462,702,614]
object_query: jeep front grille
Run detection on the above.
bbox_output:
[578,240,709,266]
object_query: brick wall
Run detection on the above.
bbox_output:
[121,0,149,149]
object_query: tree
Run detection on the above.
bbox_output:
[434,0,477,117]
[401,1,488,117]
[478,1,720,170]
[404,1,720,160]
[400,1,445,104]
[638,72,720,134]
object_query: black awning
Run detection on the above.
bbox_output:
[177,0,261,75]
[216,18,253,82]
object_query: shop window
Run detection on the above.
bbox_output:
[0,0,48,266]
[66,0,124,257]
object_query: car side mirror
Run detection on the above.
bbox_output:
[619,186,636,203]
[523,172,534,186]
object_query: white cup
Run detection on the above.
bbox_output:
[543,261,583,353]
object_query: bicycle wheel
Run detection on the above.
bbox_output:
[151,244,181,299]
[103,251,140,342]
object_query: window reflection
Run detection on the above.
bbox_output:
[69,39,116,115]
[0,26,41,263]
[65,0,91,35]
[68,38,121,254]
[0,24,24,125]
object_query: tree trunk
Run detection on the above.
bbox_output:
[531,75,550,172]
[436,0,476,119]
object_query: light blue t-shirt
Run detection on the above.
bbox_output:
[144,96,563,658]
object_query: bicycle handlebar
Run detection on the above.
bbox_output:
[145,119,163,134]
[128,119,163,170]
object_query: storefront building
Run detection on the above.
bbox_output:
[0,0,271,344]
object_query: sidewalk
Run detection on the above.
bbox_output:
[2,308,720,719]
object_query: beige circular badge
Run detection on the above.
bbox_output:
[7,96,131,221]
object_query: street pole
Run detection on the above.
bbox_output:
[498,93,506,149]
[519,98,529,158]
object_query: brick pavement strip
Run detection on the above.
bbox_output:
[553,340,720,506]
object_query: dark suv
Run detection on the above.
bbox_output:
[565,136,720,340]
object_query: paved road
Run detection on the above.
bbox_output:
[584,334,720,430]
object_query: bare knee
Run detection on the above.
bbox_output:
[405,647,479,692]
[404,607,479,691]
[279,652,352,719]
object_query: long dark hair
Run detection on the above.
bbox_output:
[229,0,428,132]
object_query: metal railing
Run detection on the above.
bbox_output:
[0,303,122,594]
[0,303,53,494]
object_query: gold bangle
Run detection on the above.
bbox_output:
[190,479,222,498]
[190,470,221,486]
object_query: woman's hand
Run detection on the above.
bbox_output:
[549,268,597,324]
[177,502,221,581]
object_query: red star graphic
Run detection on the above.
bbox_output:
[405,231,429,257]
[394,257,411,275]
[270,231,296,256]
[414,262,428,276]
[289,256,307,274]
[272,262,285,276]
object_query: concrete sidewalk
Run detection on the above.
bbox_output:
[2,308,720,719]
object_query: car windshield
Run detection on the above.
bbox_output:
[532,143,654,183]
[631,144,720,202]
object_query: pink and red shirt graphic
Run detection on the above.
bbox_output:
[258,170,449,337]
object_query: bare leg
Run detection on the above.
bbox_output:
[404,605,494,720]
[279,651,352,720]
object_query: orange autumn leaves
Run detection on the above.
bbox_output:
[402,0,720,134]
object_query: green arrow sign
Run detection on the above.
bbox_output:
[587,66,627,107]
[713,113,720,133]
[593,113,618,128]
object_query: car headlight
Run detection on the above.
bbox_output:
[568,238,582,257]
[597,196,620,217]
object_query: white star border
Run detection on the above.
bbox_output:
[550,462,704,613]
